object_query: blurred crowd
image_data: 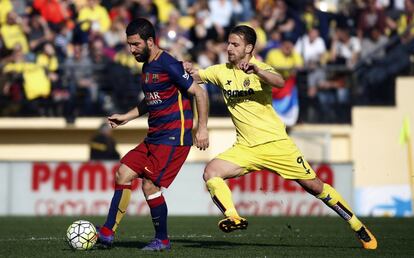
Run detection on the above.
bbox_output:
[1,0,414,124]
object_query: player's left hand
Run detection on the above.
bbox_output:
[194,127,209,151]
[183,61,194,74]
[238,61,258,74]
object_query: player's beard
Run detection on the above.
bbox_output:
[135,43,150,62]
[228,53,238,65]
[228,52,245,66]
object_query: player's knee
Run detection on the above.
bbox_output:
[115,166,131,185]
[298,178,324,196]
[142,179,159,196]
[203,164,219,182]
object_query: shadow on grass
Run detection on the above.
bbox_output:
[114,240,148,249]
[172,239,278,250]
[172,239,360,250]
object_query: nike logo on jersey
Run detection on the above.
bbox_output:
[144,166,153,174]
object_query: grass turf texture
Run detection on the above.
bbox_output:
[0,216,412,257]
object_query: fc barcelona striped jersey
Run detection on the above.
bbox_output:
[141,51,194,146]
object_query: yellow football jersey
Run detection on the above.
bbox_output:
[199,56,288,147]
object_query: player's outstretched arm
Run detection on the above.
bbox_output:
[183,61,203,84]
[107,99,148,128]
[187,82,209,150]
[238,61,284,88]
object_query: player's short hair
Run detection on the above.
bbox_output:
[126,18,156,41]
[230,25,257,50]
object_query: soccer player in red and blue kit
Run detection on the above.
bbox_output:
[96,18,209,251]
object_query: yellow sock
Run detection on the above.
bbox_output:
[206,177,239,218]
[112,188,131,232]
[317,183,362,231]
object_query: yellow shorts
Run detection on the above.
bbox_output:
[216,138,316,180]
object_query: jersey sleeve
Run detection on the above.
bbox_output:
[199,65,222,88]
[256,60,280,75]
[165,61,194,91]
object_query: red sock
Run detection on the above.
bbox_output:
[100,226,114,236]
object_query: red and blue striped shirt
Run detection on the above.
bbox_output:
[141,51,194,146]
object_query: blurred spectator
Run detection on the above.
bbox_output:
[108,1,131,24]
[0,11,30,54]
[0,0,13,25]
[77,0,111,34]
[239,0,254,22]
[357,0,387,38]
[329,26,361,68]
[335,1,358,35]
[295,26,327,66]
[63,43,98,119]
[262,0,297,41]
[10,0,30,16]
[188,0,216,56]
[266,37,304,79]
[111,44,142,112]
[360,27,388,61]
[295,26,327,123]
[27,13,53,54]
[299,0,331,44]
[159,9,192,60]
[208,0,242,41]
[316,69,350,123]
[33,0,71,30]
[36,42,65,115]
[129,0,159,28]
[54,23,72,61]
[89,122,120,160]
[391,0,414,38]
[153,0,176,25]
[36,42,59,83]
[2,45,52,116]
[260,29,281,59]
[103,17,126,49]
[89,37,113,114]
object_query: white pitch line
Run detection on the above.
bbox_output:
[0,234,222,242]
[0,237,64,242]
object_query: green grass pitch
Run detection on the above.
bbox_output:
[0,216,413,257]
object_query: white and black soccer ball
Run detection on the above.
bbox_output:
[66,220,98,250]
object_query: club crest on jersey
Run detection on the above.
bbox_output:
[152,74,159,83]
[145,73,150,83]
[243,78,250,88]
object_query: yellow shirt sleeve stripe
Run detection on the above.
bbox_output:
[178,91,185,145]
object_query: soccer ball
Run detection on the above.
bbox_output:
[66,220,98,250]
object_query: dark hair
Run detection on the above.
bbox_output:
[230,25,257,49]
[126,18,156,41]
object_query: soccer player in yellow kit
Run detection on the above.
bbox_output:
[184,25,377,250]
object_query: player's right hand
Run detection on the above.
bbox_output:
[194,126,209,151]
[107,114,128,128]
